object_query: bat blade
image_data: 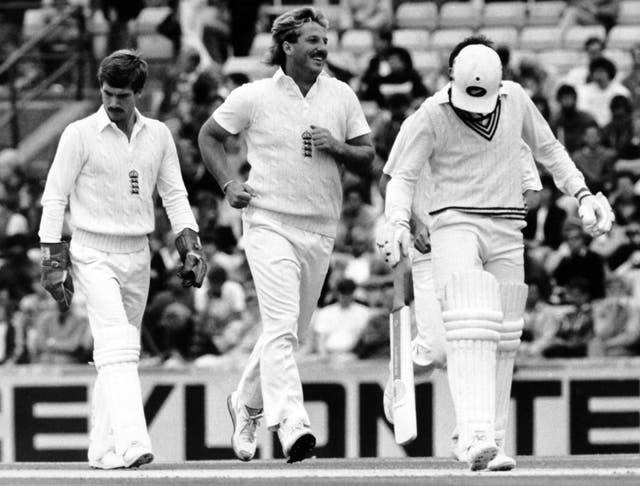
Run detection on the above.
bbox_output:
[390,261,416,445]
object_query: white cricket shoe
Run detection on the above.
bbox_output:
[227,392,262,461]
[466,435,498,471]
[277,418,316,463]
[487,450,516,471]
[89,450,126,470]
[123,443,154,468]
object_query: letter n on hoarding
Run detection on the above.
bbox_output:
[13,386,87,461]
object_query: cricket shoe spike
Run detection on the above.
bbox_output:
[227,391,262,461]
[278,418,316,463]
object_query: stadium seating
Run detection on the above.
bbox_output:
[482,1,527,29]
[430,28,474,51]
[477,27,519,49]
[618,0,640,25]
[410,50,442,76]
[527,1,566,26]
[537,49,585,77]
[223,56,276,81]
[562,25,607,50]
[607,26,640,51]
[519,25,562,51]
[604,49,633,76]
[393,29,430,51]
[395,2,438,30]
[438,2,479,30]
[340,29,374,55]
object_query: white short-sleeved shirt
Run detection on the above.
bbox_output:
[213,68,370,237]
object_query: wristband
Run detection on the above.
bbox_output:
[222,180,235,193]
[575,188,592,204]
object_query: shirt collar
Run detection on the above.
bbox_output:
[272,67,328,86]
[96,105,146,132]
[432,82,509,105]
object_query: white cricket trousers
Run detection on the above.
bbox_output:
[70,240,151,459]
[237,210,334,429]
[430,211,525,293]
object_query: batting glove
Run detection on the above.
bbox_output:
[40,241,74,312]
[175,228,207,288]
[376,220,411,266]
[578,192,615,237]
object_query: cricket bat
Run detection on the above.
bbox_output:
[389,258,417,445]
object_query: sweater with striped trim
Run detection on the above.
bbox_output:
[386,81,588,225]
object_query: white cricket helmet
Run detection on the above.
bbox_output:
[450,44,502,114]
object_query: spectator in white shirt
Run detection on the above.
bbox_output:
[577,56,630,127]
[311,278,371,358]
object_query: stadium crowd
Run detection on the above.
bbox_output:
[0,0,640,367]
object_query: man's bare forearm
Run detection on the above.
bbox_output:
[330,140,374,178]
[197,126,233,191]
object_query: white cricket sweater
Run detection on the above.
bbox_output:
[386,81,587,224]
[212,68,370,238]
[383,107,542,227]
[39,107,198,252]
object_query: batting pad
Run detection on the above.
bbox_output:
[93,325,150,455]
[495,282,528,446]
[442,271,503,450]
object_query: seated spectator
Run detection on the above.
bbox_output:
[532,94,552,123]
[335,184,377,254]
[358,28,429,108]
[31,298,92,365]
[310,278,371,359]
[602,95,634,154]
[157,47,203,120]
[622,42,640,112]
[10,286,52,363]
[577,56,630,127]
[552,84,598,154]
[616,111,640,164]
[540,276,595,358]
[548,218,606,300]
[563,36,606,89]
[143,273,196,361]
[609,216,640,271]
[570,123,616,193]
[523,175,568,260]
[520,278,557,357]
[590,275,640,356]
[559,0,620,39]
[370,93,411,163]
[193,264,247,356]
[497,45,517,82]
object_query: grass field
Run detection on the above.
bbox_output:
[0,455,638,486]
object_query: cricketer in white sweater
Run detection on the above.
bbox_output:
[385,81,588,225]
[39,106,198,250]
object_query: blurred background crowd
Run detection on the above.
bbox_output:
[1,0,640,368]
